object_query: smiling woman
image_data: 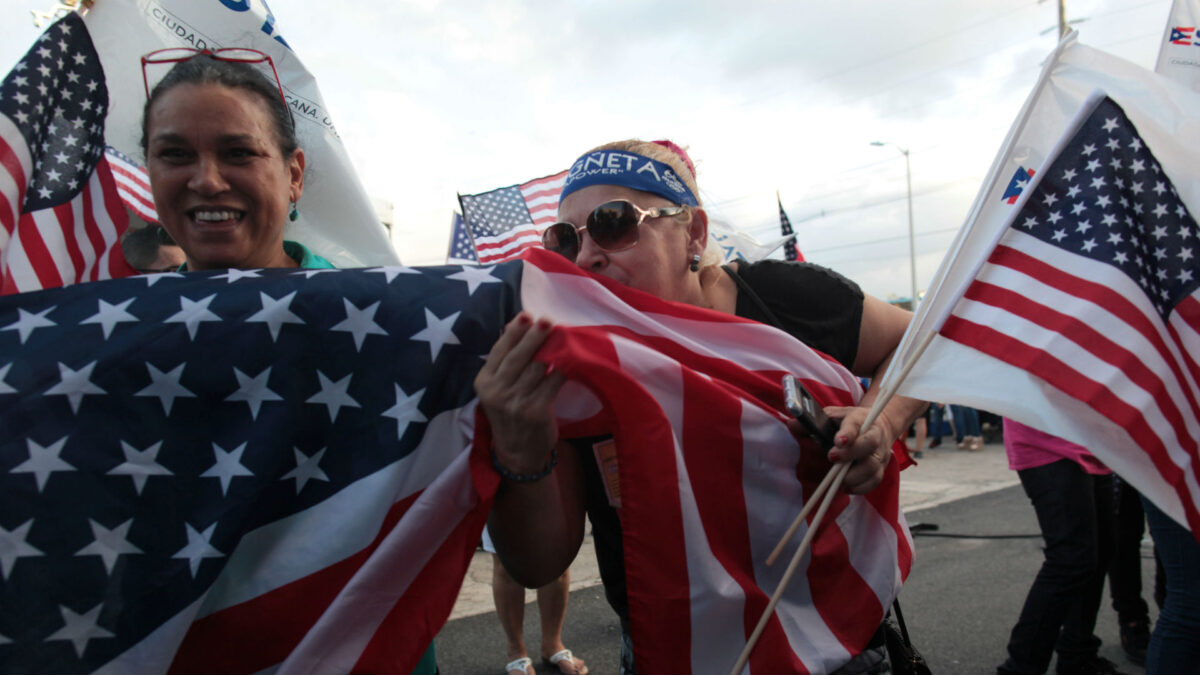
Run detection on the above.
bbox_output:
[135,49,438,675]
[139,51,331,272]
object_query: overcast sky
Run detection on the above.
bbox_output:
[2,0,1175,299]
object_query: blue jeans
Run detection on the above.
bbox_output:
[950,405,981,440]
[1142,497,1200,674]
[927,403,947,440]
[998,461,1114,675]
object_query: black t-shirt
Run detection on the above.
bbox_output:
[577,259,865,631]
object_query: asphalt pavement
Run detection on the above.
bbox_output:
[433,440,1157,674]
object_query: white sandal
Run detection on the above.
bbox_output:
[544,649,588,675]
[504,656,533,675]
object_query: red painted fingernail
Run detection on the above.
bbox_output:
[829,451,842,463]
[836,435,849,446]
[537,318,552,331]
[518,314,532,326]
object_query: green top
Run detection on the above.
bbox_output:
[283,240,336,269]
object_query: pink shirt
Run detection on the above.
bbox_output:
[1003,418,1110,475]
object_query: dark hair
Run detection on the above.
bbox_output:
[140,54,298,157]
[121,225,177,271]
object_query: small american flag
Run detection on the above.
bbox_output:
[0,13,135,295]
[953,95,1200,533]
[904,93,1200,538]
[104,146,157,224]
[445,211,478,265]
[778,192,802,262]
[457,170,566,264]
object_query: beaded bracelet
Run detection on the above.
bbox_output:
[491,448,558,482]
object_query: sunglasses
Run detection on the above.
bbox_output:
[542,200,687,262]
[141,48,288,113]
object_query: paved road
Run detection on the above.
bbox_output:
[434,442,1156,674]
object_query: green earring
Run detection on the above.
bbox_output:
[289,202,298,222]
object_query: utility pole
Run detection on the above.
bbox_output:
[1039,0,1083,37]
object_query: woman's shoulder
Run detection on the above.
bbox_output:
[729,259,863,299]
[284,240,336,269]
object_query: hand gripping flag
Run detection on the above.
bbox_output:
[0,248,910,673]
[879,34,1200,538]
[0,13,137,294]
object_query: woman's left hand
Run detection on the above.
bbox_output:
[820,405,899,494]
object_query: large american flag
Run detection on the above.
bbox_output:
[0,259,519,673]
[457,170,566,264]
[521,251,912,673]
[0,13,135,295]
[0,247,910,673]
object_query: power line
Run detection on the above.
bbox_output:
[805,226,963,256]
[691,1,1169,215]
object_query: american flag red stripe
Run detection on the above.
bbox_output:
[106,147,159,223]
[472,230,540,263]
[941,233,1200,533]
[520,250,911,673]
[14,162,133,292]
[0,121,26,240]
[519,170,565,228]
[968,245,1200,429]
[85,421,491,675]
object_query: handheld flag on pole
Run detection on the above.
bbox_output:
[778,192,803,261]
[457,171,566,264]
[876,33,1200,538]
[0,13,137,294]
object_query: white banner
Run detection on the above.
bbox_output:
[83,0,399,268]
[1155,0,1200,93]
[708,217,791,263]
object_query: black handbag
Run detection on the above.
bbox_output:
[884,600,932,675]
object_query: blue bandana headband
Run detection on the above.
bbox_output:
[559,150,700,207]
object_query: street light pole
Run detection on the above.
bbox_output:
[871,141,918,309]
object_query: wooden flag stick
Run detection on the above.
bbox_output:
[729,461,850,675]
[766,394,894,566]
[765,462,839,566]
